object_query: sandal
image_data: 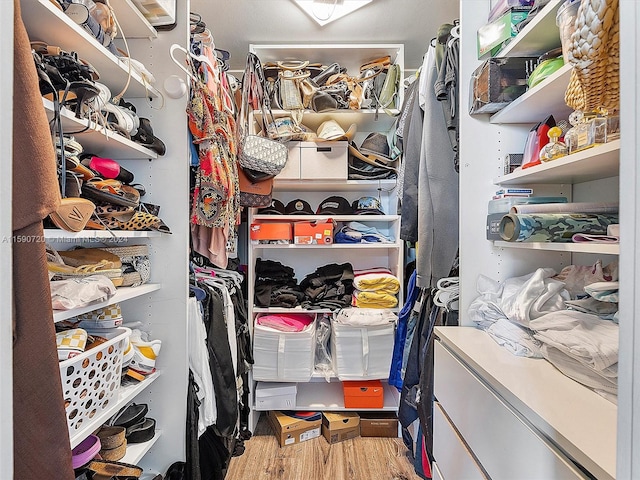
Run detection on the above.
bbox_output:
[86,459,142,478]
[81,179,140,208]
[102,211,171,234]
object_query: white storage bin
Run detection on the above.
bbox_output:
[331,317,395,380]
[278,141,348,180]
[255,382,297,410]
[253,321,316,382]
[300,141,348,180]
[59,327,131,435]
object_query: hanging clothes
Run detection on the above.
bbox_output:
[188,46,241,268]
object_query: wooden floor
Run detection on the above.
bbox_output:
[226,414,423,480]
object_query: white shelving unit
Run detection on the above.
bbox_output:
[247,43,405,430]
[18,0,191,474]
[434,1,625,479]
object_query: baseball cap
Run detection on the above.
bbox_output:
[316,196,353,215]
[285,199,314,215]
[257,198,285,215]
[352,196,385,215]
[316,120,357,142]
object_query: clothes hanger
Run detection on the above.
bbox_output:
[169,44,216,81]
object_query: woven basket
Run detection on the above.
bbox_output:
[565,0,620,113]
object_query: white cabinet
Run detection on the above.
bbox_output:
[244,43,405,430]
[434,0,624,478]
[20,0,191,474]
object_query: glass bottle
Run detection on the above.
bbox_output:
[539,126,568,162]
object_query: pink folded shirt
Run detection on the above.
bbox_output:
[256,313,315,332]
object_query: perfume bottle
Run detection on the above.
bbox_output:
[564,110,610,154]
[539,126,568,162]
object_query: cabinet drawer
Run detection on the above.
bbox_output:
[277,143,301,180]
[433,402,487,480]
[300,142,347,180]
[434,341,589,480]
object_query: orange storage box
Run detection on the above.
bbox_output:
[342,380,384,409]
[293,221,334,245]
[250,223,292,243]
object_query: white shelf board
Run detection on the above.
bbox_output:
[110,0,157,39]
[251,380,399,412]
[44,229,161,240]
[251,243,399,250]
[68,371,161,449]
[53,283,161,323]
[490,64,573,124]
[295,380,399,411]
[252,214,399,222]
[120,430,162,465]
[250,43,404,74]
[254,109,399,131]
[494,240,619,255]
[434,327,616,480]
[274,179,398,192]
[252,307,334,314]
[22,0,160,99]
[495,0,564,58]
[43,99,158,160]
[493,140,620,185]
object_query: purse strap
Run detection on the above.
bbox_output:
[240,53,280,140]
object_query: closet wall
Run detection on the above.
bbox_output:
[445,0,637,478]
[1,3,14,478]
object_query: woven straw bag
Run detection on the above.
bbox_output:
[565,0,619,113]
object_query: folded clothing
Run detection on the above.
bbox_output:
[256,313,315,332]
[353,272,400,295]
[352,291,398,309]
[333,307,397,326]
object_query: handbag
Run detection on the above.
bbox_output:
[238,53,289,176]
[238,162,274,208]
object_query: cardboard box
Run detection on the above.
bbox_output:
[342,380,384,409]
[477,7,531,59]
[358,412,399,437]
[255,382,297,410]
[294,221,334,245]
[249,223,292,243]
[322,412,360,444]
[268,410,322,447]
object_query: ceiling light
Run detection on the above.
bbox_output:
[292,0,373,27]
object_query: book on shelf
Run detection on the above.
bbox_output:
[495,188,533,195]
[492,193,531,200]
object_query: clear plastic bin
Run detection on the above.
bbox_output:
[556,0,581,63]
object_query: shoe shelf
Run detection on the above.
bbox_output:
[494,0,564,58]
[53,283,161,323]
[494,240,619,255]
[42,99,159,160]
[489,63,573,125]
[44,229,162,240]
[21,0,160,99]
[68,370,161,449]
[493,140,620,185]
[120,430,163,465]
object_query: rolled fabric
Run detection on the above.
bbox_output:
[510,202,619,215]
[499,213,619,242]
